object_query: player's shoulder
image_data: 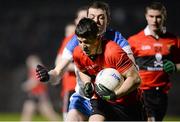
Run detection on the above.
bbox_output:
[105,40,119,47]
[73,46,83,60]
[74,46,88,58]
[104,40,123,53]
[73,46,82,54]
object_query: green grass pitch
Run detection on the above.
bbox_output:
[0,113,179,121]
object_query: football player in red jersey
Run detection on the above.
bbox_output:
[128,2,180,121]
[21,55,60,121]
[73,17,143,121]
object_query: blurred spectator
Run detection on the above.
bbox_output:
[21,55,60,122]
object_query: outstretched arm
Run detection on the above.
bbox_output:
[36,58,71,85]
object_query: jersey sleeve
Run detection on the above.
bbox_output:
[61,34,79,60]
[61,47,73,61]
[106,29,132,54]
[65,34,79,53]
[114,31,129,47]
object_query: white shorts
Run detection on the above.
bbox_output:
[68,92,92,116]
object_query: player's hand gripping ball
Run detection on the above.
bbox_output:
[95,68,124,101]
[83,82,94,98]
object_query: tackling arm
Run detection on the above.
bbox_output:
[78,70,95,98]
[48,58,71,85]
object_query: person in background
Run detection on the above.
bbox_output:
[36,1,136,121]
[128,2,180,121]
[21,55,60,122]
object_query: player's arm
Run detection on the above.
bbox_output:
[79,71,95,98]
[48,58,71,85]
[77,68,94,98]
[103,43,140,99]
[122,46,136,64]
[114,65,141,98]
[36,47,73,85]
[36,57,71,85]
[78,71,91,84]
[36,36,79,84]
[113,31,136,64]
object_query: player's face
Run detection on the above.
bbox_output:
[77,37,99,56]
[145,9,165,32]
[88,8,108,35]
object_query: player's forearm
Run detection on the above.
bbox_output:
[48,69,61,85]
[115,67,141,98]
[66,62,75,71]
[79,71,91,84]
[122,45,136,64]
[54,58,71,75]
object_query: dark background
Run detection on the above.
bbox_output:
[0,0,179,116]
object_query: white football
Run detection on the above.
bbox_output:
[95,68,124,91]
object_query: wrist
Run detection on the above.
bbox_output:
[48,71,60,85]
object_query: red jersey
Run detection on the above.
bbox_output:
[73,40,139,105]
[128,28,180,92]
[29,69,47,95]
[57,34,76,97]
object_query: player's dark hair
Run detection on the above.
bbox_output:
[145,2,167,20]
[75,18,98,40]
[87,1,111,25]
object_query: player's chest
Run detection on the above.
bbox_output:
[82,56,108,75]
[134,37,175,56]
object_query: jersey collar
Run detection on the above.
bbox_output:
[144,26,166,39]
